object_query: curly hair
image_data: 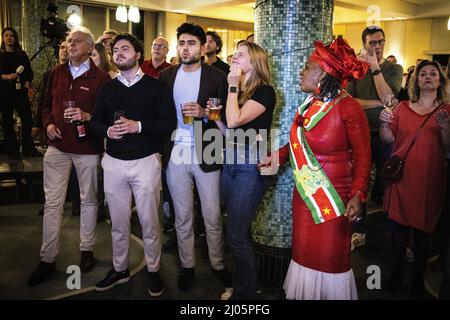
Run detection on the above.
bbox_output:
[318,74,342,101]
[206,31,223,54]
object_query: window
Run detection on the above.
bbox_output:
[109,8,129,34]
[83,5,106,41]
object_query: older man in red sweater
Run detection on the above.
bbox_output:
[27,26,110,286]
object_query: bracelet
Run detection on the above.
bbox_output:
[380,123,390,128]
[372,69,381,76]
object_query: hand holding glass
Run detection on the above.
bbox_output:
[63,100,75,123]
[181,103,194,124]
[208,98,222,121]
[384,94,397,113]
[114,110,125,141]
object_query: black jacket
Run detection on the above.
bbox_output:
[159,63,228,172]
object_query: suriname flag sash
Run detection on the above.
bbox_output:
[289,91,348,224]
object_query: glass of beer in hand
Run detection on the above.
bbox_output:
[181,103,194,124]
[63,100,75,123]
[208,98,222,121]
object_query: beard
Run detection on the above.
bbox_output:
[115,56,138,71]
[179,52,201,65]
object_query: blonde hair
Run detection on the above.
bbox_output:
[408,60,449,104]
[237,41,271,106]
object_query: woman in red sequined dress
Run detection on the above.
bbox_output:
[259,38,371,300]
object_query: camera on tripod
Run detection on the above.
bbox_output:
[40,4,69,49]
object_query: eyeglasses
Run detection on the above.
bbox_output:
[152,44,167,50]
[368,39,385,47]
[367,25,382,30]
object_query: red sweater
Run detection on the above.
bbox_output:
[41,60,110,154]
[140,59,172,79]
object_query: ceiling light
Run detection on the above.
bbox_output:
[67,13,81,28]
[116,4,128,23]
[128,5,140,23]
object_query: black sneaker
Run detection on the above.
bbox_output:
[23,148,43,157]
[148,272,165,297]
[212,267,232,287]
[178,267,195,291]
[162,220,174,233]
[95,269,130,292]
[80,251,95,273]
[27,261,55,286]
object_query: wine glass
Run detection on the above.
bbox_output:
[384,94,397,112]
[114,110,125,141]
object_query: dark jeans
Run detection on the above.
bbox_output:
[354,133,392,234]
[221,147,269,299]
[389,219,431,298]
[0,89,34,154]
[436,159,450,263]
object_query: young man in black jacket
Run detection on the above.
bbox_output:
[159,23,231,292]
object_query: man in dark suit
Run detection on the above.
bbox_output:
[159,22,231,292]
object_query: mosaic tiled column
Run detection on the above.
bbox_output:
[21,0,56,114]
[252,0,334,286]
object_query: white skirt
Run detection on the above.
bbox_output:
[283,259,358,300]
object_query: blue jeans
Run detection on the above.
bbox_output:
[221,147,269,299]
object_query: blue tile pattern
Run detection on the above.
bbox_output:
[252,0,334,248]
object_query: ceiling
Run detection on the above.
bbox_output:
[85,0,450,24]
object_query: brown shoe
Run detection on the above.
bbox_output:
[80,251,95,273]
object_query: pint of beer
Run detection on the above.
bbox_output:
[181,103,194,124]
[208,98,222,121]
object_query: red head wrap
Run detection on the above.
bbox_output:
[310,37,369,88]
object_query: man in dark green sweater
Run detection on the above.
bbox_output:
[346,26,403,250]
[90,33,176,297]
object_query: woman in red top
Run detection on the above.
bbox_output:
[380,60,450,298]
[259,38,371,299]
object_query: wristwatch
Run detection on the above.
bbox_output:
[372,69,381,76]
[229,86,238,93]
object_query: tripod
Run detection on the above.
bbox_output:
[29,39,59,106]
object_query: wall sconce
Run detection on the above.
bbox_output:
[128,5,140,23]
[115,2,141,23]
[66,5,82,28]
[116,3,128,23]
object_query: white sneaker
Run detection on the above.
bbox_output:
[351,233,365,251]
[405,246,415,263]
[221,287,233,300]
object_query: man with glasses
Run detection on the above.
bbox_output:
[346,26,403,250]
[141,37,172,79]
